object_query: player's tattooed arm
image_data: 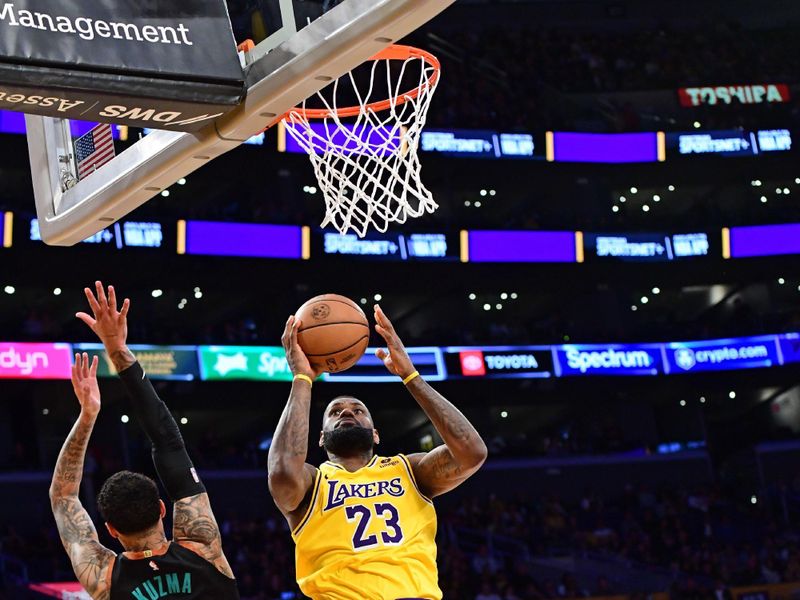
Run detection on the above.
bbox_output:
[373,305,487,498]
[173,493,235,579]
[268,316,320,515]
[50,354,114,600]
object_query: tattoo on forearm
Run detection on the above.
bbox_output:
[52,486,113,598]
[407,379,486,471]
[109,347,137,372]
[270,388,312,465]
[173,494,234,579]
[53,497,96,546]
[51,415,114,597]
[51,417,93,499]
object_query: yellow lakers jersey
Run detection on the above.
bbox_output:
[292,454,441,600]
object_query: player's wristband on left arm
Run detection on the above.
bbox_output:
[402,371,420,385]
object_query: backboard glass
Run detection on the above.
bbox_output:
[25,0,454,245]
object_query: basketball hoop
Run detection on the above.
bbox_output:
[283,45,441,237]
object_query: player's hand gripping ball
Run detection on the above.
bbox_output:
[295,294,369,373]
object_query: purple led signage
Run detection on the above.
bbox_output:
[185,221,303,259]
[282,122,401,156]
[729,223,800,258]
[468,230,576,263]
[553,132,660,163]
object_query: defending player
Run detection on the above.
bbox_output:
[48,282,239,599]
[269,304,488,599]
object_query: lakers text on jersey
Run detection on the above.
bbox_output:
[292,455,441,600]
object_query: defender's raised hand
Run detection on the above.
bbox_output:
[71,352,101,417]
[76,281,130,351]
[374,304,416,379]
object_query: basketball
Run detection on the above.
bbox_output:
[295,294,370,373]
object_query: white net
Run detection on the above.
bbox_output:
[283,46,439,237]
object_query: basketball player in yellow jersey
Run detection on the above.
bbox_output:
[269,304,487,600]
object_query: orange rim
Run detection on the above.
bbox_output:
[287,45,440,120]
[237,39,255,53]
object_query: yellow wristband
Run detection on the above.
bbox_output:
[402,370,420,385]
[294,374,313,387]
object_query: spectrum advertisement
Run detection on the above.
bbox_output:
[554,344,664,377]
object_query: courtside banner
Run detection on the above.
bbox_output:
[664,336,780,374]
[554,344,663,377]
[443,346,554,379]
[0,0,244,131]
[0,342,72,379]
[778,333,800,365]
[74,343,198,381]
[198,346,294,382]
[325,348,445,382]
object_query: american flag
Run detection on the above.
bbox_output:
[74,123,115,179]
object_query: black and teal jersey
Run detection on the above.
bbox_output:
[110,542,239,599]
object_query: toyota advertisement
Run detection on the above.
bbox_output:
[445,347,554,379]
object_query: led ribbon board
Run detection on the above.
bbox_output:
[665,336,780,374]
[584,232,712,262]
[319,230,458,261]
[29,217,164,248]
[419,129,543,160]
[467,230,577,263]
[181,221,304,259]
[4,333,800,381]
[666,129,792,157]
[551,132,662,163]
[729,223,800,258]
[445,347,554,378]
[75,344,198,380]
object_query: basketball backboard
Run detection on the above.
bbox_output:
[22,0,454,245]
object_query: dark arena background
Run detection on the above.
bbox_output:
[1,0,800,598]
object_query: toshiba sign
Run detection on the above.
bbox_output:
[678,84,790,107]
